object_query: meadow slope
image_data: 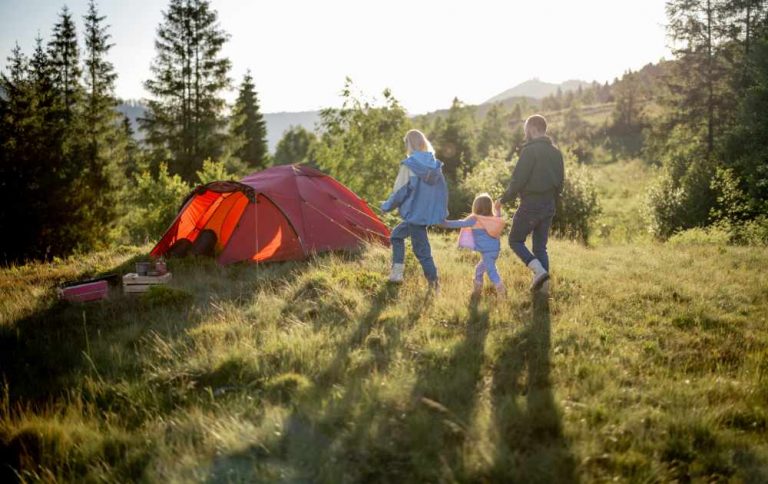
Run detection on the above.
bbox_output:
[1,235,767,483]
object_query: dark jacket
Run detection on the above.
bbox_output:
[500,136,564,203]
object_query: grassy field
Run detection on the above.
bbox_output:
[1,231,767,482]
[589,159,656,245]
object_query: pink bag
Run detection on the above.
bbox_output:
[58,280,109,303]
[457,227,475,250]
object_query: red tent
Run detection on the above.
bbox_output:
[150,164,390,264]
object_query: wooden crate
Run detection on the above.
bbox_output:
[122,272,172,294]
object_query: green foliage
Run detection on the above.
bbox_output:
[0,5,129,262]
[122,163,190,244]
[194,158,238,184]
[645,124,718,239]
[435,97,477,182]
[140,285,193,308]
[476,103,508,160]
[273,125,317,165]
[559,105,595,164]
[724,34,768,218]
[553,160,601,242]
[3,239,768,481]
[314,79,411,205]
[141,0,232,181]
[461,147,511,201]
[48,6,82,119]
[230,71,269,169]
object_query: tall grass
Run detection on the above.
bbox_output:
[1,234,767,482]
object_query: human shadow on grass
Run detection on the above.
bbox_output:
[204,281,420,483]
[373,294,491,481]
[304,293,490,482]
[487,291,577,483]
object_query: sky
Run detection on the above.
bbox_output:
[0,0,671,114]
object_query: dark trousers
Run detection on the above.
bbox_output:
[508,198,556,271]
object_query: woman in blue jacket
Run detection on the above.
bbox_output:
[381,129,448,289]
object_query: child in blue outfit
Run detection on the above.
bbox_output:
[442,193,507,296]
[381,129,448,289]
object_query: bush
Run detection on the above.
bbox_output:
[314,80,411,206]
[461,147,511,201]
[195,158,240,185]
[121,163,190,244]
[461,148,600,243]
[645,158,717,239]
[668,225,731,246]
[553,161,601,243]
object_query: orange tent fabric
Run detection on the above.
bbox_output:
[150,164,390,264]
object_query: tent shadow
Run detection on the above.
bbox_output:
[488,290,577,482]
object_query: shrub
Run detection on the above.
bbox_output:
[122,163,190,244]
[194,158,240,185]
[553,160,601,243]
[461,147,510,201]
[461,149,600,243]
[645,158,717,239]
[314,79,411,206]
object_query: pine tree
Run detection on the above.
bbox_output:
[48,6,82,120]
[230,71,268,168]
[0,45,35,261]
[80,0,125,244]
[141,0,232,181]
[476,103,508,159]
[612,70,646,131]
[666,0,732,156]
[436,97,476,182]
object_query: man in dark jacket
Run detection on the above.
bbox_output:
[499,114,564,291]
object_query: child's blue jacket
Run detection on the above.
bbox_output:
[380,151,449,226]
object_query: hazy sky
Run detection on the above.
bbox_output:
[0,0,671,114]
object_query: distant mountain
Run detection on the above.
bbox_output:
[116,100,320,153]
[484,78,592,104]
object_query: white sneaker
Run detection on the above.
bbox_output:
[389,263,405,283]
[527,259,550,291]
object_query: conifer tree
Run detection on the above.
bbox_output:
[436,97,476,181]
[231,71,268,168]
[476,103,508,159]
[142,0,232,181]
[80,0,125,243]
[48,6,82,120]
[665,0,732,156]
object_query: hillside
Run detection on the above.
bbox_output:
[484,79,592,104]
[2,214,767,481]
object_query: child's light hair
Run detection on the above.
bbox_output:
[472,193,493,216]
[404,129,435,154]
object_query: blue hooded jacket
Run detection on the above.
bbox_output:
[380,151,449,226]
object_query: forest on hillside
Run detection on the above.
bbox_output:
[1,0,767,264]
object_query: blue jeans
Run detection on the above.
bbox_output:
[509,198,556,271]
[475,251,501,285]
[390,222,438,282]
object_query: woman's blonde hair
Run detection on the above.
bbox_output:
[472,193,493,216]
[404,129,435,154]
